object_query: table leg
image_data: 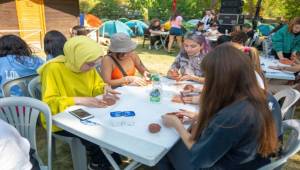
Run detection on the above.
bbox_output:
[124,161,141,170]
[161,35,169,51]
[101,148,142,170]
[101,148,121,170]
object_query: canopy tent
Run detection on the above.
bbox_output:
[99,20,134,38]
[257,24,275,36]
[119,17,129,23]
[187,19,201,26]
[125,20,149,36]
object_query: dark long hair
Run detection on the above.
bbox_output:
[0,34,32,57]
[44,30,67,58]
[193,43,278,157]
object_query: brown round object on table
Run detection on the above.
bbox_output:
[148,123,161,133]
[103,97,116,106]
[183,84,194,91]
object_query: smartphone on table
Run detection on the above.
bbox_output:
[69,109,94,120]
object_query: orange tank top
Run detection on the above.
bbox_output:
[111,66,136,80]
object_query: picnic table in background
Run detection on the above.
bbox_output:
[260,56,295,80]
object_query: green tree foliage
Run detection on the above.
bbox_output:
[80,0,94,13]
[283,0,300,19]
[81,0,299,21]
[89,0,126,19]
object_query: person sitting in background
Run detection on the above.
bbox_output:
[231,31,265,89]
[167,33,211,83]
[206,22,221,36]
[216,35,232,46]
[231,31,249,45]
[148,18,163,50]
[101,33,149,88]
[271,17,300,60]
[242,23,255,40]
[70,25,89,37]
[192,21,205,35]
[0,119,32,170]
[158,44,282,170]
[44,30,67,61]
[201,9,212,31]
[38,36,119,169]
[0,35,44,97]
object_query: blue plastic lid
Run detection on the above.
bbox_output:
[123,111,135,117]
[110,111,123,117]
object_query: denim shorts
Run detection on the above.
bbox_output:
[170,27,183,36]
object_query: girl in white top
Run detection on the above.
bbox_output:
[0,119,32,170]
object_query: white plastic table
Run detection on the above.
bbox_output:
[150,31,169,50]
[260,56,295,80]
[53,78,199,170]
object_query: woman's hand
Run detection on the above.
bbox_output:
[125,76,147,86]
[104,85,121,99]
[171,95,200,105]
[167,69,180,80]
[179,74,196,81]
[161,114,182,128]
[143,71,152,82]
[268,65,283,70]
[74,97,107,108]
[177,109,199,122]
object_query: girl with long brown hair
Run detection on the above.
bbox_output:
[159,43,282,169]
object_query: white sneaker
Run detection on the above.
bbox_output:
[148,45,152,50]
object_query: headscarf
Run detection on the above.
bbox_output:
[38,36,104,73]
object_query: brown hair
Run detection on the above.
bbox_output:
[231,31,248,45]
[72,25,89,36]
[230,43,264,77]
[193,43,278,157]
[288,17,300,33]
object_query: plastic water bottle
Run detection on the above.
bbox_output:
[263,36,272,58]
[150,75,162,103]
[225,29,229,35]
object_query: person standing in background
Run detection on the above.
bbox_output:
[168,11,184,53]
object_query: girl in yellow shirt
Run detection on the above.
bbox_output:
[38,36,119,169]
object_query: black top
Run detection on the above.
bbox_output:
[190,95,282,170]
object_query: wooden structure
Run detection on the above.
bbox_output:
[0,0,79,52]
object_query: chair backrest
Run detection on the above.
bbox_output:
[28,76,41,100]
[2,74,38,97]
[258,119,300,170]
[274,88,300,119]
[0,97,52,170]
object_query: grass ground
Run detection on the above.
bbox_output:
[37,38,300,169]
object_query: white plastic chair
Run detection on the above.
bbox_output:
[28,76,87,170]
[28,76,41,100]
[258,119,300,170]
[0,97,52,170]
[2,74,38,97]
[274,88,300,119]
